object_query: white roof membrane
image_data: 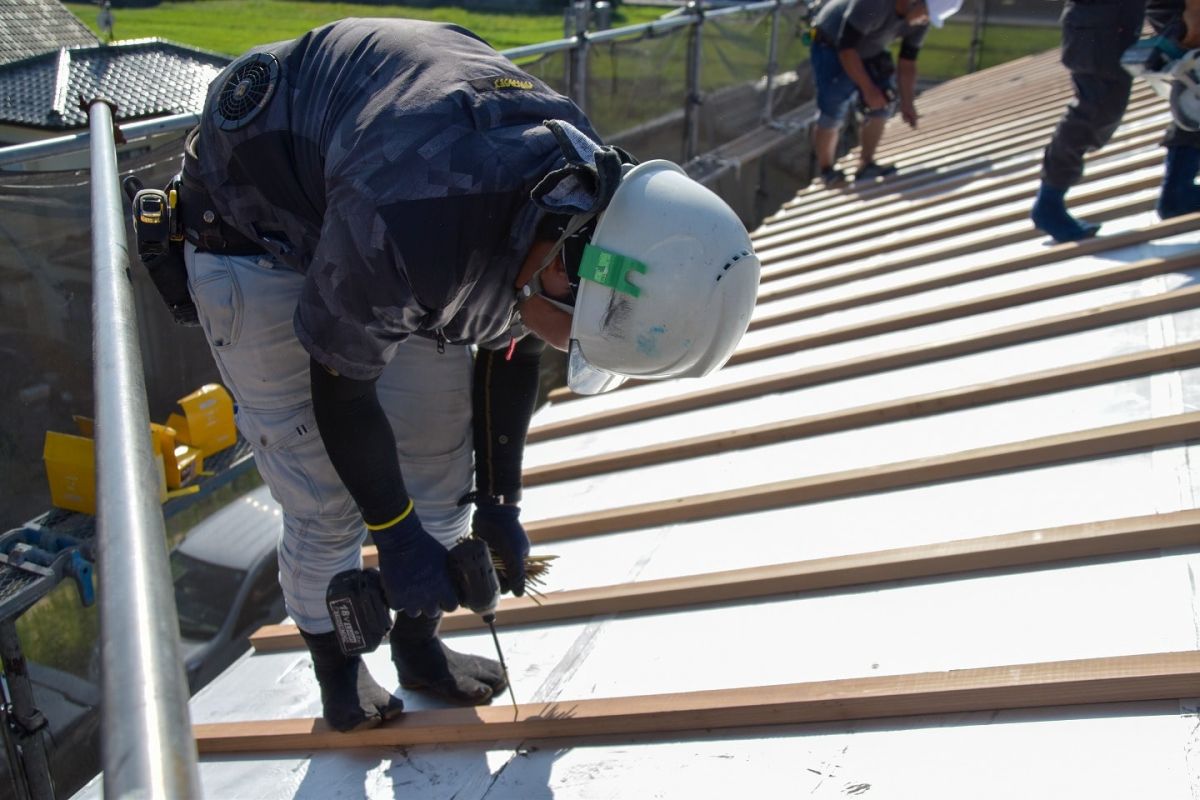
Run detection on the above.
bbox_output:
[75,47,1200,799]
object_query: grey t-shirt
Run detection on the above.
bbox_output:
[196,18,599,380]
[813,0,928,58]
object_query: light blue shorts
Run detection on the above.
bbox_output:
[184,245,473,633]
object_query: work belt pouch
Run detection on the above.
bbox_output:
[129,172,199,327]
[862,51,896,85]
[859,51,898,116]
[179,127,264,257]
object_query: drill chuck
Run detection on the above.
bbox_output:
[447,536,500,616]
[447,536,517,713]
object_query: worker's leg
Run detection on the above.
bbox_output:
[810,41,855,185]
[1157,128,1200,218]
[1032,1,1142,241]
[376,336,473,549]
[813,126,840,175]
[377,340,508,705]
[184,245,402,731]
[857,115,888,170]
[854,60,899,181]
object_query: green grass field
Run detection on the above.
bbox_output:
[64,0,673,56]
[64,2,1059,73]
[920,20,1060,80]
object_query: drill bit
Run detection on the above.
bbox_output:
[483,613,518,719]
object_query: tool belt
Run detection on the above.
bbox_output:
[858,50,898,118]
[125,170,198,326]
[179,127,265,256]
[125,127,264,326]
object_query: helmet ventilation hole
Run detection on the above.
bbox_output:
[716,249,752,281]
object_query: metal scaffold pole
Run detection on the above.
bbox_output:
[763,0,783,124]
[683,1,705,162]
[84,97,203,800]
[0,621,53,800]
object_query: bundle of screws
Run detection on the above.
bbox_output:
[494,553,557,604]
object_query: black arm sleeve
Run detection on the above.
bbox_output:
[309,358,408,525]
[899,43,920,61]
[471,335,544,503]
[837,21,865,50]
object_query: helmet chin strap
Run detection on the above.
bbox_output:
[517,210,597,306]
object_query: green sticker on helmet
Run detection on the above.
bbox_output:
[577,243,647,298]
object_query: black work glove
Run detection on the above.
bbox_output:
[371,505,459,617]
[471,504,530,597]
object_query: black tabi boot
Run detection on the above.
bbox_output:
[299,629,404,732]
[389,613,507,705]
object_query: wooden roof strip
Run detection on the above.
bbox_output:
[877,87,1155,165]
[523,411,1200,543]
[769,110,1164,230]
[879,82,1071,147]
[792,66,1075,203]
[779,90,1161,220]
[747,247,1199,350]
[756,211,1200,309]
[890,52,1063,109]
[528,342,1200,487]
[545,213,1200,407]
[194,651,1200,752]
[205,50,1200,772]
[846,56,1074,150]
[753,188,1156,312]
[780,81,1153,212]
[249,509,1200,651]
[755,130,1164,260]
[757,172,1160,281]
[539,282,1200,438]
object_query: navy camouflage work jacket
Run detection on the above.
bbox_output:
[195,18,599,379]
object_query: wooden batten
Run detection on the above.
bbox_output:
[759,173,1160,281]
[249,509,1200,651]
[783,90,1159,218]
[527,342,1200,487]
[525,411,1200,542]
[341,410,1200,589]
[545,213,1200,408]
[195,651,1200,753]
[538,284,1200,439]
[756,142,1163,262]
[760,127,1161,244]
[756,211,1200,311]
[749,249,1199,347]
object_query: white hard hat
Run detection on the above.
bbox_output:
[565,160,761,395]
[924,0,962,28]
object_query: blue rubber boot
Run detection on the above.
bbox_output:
[1157,146,1200,219]
[1031,182,1100,243]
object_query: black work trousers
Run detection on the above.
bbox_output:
[1147,0,1200,149]
[1041,0,1145,189]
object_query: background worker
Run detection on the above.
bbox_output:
[808,0,963,186]
[177,18,760,732]
[1031,0,1200,242]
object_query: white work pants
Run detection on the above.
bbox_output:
[184,245,473,634]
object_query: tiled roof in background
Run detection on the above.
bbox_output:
[0,0,98,65]
[0,39,229,130]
